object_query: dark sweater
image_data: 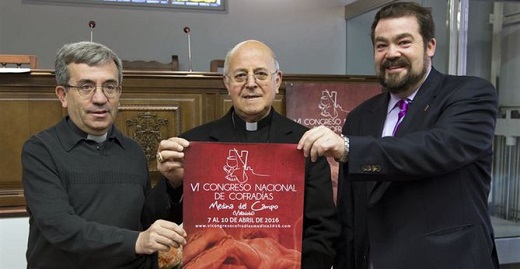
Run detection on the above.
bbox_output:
[22,117,166,269]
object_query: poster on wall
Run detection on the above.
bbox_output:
[286,82,381,133]
[286,82,381,202]
[181,142,305,268]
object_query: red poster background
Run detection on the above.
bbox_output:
[182,142,305,268]
[286,82,381,132]
[286,82,381,203]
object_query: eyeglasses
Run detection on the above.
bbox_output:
[227,69,278,84]
[63,83,121,98]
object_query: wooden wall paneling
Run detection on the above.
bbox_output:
[117,93,205,184]
[121,72,226,126]
[0,93,63,209]
[0,72,59,214]
[0,71,63,211]
[0,71,378,216]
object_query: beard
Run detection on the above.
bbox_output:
[377,55,429,94]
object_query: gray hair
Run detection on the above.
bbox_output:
[54,41,123,86]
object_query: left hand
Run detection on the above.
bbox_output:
[135,220,187,255]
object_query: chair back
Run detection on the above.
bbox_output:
[122,55,179,71]
[0,54,38,69]
[210,59,225,73]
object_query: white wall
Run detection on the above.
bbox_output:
[0,0,347,74]
[0,217,29,268]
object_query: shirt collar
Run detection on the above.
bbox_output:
[57,117,125,151]
[386,67,431,114]
[232,108,273,132]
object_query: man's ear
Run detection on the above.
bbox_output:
[427,38,436,58]
[55,86,68,108]
[223,75,231,95]
[275,71,282,94]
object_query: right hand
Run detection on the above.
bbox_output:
[135,220,187,255]
[156,137,190,188]
[297,126,345,162]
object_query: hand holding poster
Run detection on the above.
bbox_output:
[286,82,381,203]
[182,142,305,269]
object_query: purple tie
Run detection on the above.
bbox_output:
[392,99,409,135]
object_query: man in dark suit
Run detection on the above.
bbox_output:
[155,39,339,268]
[298,2,499,269]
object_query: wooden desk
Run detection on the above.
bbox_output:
[0,70,376,216]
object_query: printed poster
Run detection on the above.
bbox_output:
[286,82,381,132]
[286,82,381,203]
[182,142,305,269]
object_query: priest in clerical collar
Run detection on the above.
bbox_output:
[155,40,340,269]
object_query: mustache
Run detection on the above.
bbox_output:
[382,58,410,69]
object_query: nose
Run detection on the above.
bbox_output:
[245,73,257,88]
[386,44,401,59]
[91,87,109,103]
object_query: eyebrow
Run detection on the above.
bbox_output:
[375,32,415,43]
[75,79,118,84]
[232,67,270,73]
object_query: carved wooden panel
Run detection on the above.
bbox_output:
[117,94,203,184]
[117,105,179,161]
[117,104,178,186]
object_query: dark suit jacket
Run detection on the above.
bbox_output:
[155,108,340,269]
[334,68,500,269]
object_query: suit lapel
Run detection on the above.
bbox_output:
[393,68,442,136]
[364,96,388,137]
[368,68,443,205]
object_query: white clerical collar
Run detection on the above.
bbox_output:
[232,109,271,132]
[246,121,258,131]
[87,133,107,143]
